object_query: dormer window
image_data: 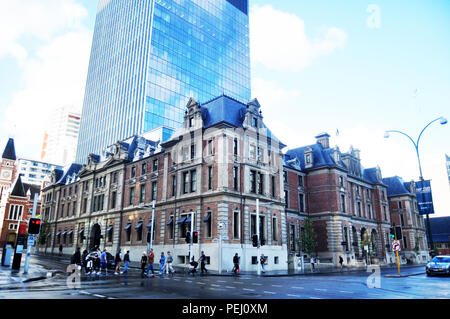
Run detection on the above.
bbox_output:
[252,117,258,128]
[305,154,311,164]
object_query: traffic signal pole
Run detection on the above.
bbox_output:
[395,230,400,276]
[256,199,261,276]
[24,193,39,274]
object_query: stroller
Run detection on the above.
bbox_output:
[189,257,198,275]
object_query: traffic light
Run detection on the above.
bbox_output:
[185,231,191,243]
[192,231,198,244]
[260,237,265,246]
[28,218,41,235]
[389,227,402,240]
[252,234,258,247]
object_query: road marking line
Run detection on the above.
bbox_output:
[184,280,193,283]
[211,284,221,287]
[217,280,226,283]
[225,286,235,289]
[93,294,106,298]
[314,288,327,292]
[292,286,304,289]
[272,284,282,287]
[234,282,244,284]
[264,291,276,294]
[287,294,301,298]
[243,288,255,292]
[340,290,352,294]
[79,291,91,295]
[309,297,322,299]
[251,283,262,286]
[196,282,206,285]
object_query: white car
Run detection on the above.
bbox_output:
[426,255,450,276]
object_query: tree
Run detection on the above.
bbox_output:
[301,218,317,257]
[38,220,50,246]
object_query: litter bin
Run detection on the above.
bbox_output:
[1,243,14,267]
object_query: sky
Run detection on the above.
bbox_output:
[0,0,449,216]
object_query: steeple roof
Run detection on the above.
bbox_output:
[2,138,16,160]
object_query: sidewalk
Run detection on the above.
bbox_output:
[32,252,427,278]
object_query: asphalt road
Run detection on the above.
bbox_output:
[1,254,449,300]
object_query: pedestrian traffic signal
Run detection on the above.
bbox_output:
[252,234,258,247]
[185,231,191,243]
[28,218,41,234]
[192,231,198,244]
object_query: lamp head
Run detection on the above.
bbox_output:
[384,132,390,139]
[440,117,448,125]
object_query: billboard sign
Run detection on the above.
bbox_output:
[415,180,435,215]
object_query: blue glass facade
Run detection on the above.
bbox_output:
[75,0,251,163]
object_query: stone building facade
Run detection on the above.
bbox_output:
[41,96,288,272]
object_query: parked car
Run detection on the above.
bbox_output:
[425,255,450,276]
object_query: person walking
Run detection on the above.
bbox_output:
[166,251,175,275]
[122,250,130,274]
[310,256,316,272]
[114,249,122,275]
[260,254,267,273]
[100,248,108,275]
[199,251,207,275]
[339,256,344,270]
[140,252,148,278]
[146,248,155,277]
[159,252,166,276]
[232,253,240,274]
[73,247,81,270]
[82,249,89,274]
[93,247,101,275]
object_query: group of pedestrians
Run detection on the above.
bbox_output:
[71,247,260,276]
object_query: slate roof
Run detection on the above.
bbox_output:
[428,216,450,243]
[2,138,16,160]
[55,163,83,185]
[284,143,347,171]
[10,176,40,198]
[382,176,412,197]
[201,95,247,128]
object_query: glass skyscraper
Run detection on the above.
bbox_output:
[75,0,251,163]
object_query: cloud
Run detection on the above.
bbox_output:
[250,5,347,72]
[0,0,88,65]
[0,1,92,159]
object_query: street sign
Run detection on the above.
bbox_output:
[392,241,400,251]
[364,245,369,251]
[27,235,35,246]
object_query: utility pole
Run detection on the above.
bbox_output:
[24,193,39,274]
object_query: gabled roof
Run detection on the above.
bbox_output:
[382,176,411,197]
[428,216,450,243]
[2,138,16,160]
[10,176,40,198]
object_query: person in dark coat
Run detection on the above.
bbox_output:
[199,251,207,274]
[122,250,130,274]
[232,253,240,274]
[73,247,81,266]
[140,252,148,278]
[82,250,89,273]
[114,249,122,275]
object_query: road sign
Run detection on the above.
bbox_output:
[392,241,400,251]
[27,235,35,246]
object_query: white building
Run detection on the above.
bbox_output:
[41,106,81,167]
[17,158,63,186]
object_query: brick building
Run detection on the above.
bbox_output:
[382,176,429,264]
[284,133,396,267]
[40,95,288,272]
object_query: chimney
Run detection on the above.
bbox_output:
[315,132,330,149]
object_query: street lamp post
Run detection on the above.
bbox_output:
[384,116,447,257]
